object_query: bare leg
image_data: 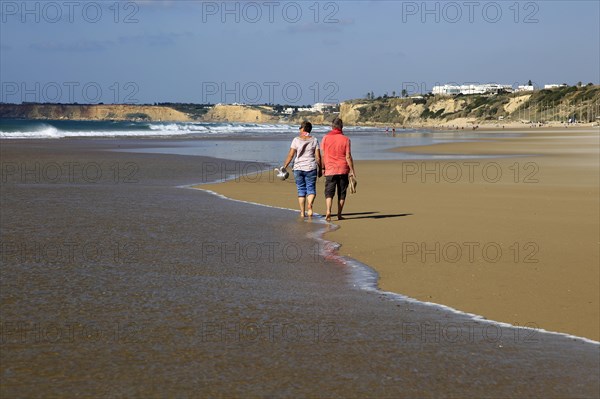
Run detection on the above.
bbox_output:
[325,197,333,221]
[298,197,306,217]
[306,194,315,217]
[337,198,346,220]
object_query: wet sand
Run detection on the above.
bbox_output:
[1,139,599,398]
[200,128,600,342]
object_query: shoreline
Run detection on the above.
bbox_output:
[197,127,600,341]
[193,182,600,346]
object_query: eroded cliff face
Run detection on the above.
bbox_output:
[288,113,334,125]
[503,95,532,114]
[340,98,465,126]
[0,104,192,121]
[0,103,338,126]
[341,86,600,127]
[202,105,279,123]
[0,104,285,124]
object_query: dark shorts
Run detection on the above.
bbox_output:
[324,174,349,200]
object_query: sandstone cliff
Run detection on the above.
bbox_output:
[0,104,192,122]
[340,84,599,127]
[202,105,279,123]
[0,103,337,125]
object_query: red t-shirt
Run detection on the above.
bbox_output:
[321,128,351,176]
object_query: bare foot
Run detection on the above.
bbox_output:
[307,208,313,217]
[337,214,345,220]
[325,214,332,221]
[299,211,306,218]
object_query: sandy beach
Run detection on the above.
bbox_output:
[199,127,600,341]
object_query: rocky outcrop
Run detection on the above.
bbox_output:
[202,105,279,123]
[0,104,192,121]
[0,103,338,126]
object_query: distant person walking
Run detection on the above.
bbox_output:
[282,121,322,218]
[321,118,356,221]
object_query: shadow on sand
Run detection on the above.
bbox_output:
[337,212,413,220]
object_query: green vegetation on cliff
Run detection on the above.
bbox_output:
[125,113,151,120]
[342,85,600,125]
[156,103,211,120]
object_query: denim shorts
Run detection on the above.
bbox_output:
[294,169,318,197]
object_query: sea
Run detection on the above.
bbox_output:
[0,118,506,164]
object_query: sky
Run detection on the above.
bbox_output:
[1,0,599,105]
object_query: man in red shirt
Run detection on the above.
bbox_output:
[321,118,356,221]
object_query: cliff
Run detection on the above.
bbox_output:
[0,103,337,125]
[202,105,279,123]
[340,85,600,127]
[2,84,598,127]
[0,103,192,122]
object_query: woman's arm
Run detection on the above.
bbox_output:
[283,148,296,169]
[315,148,323,177]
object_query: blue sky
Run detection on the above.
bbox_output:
[1,0,599,104]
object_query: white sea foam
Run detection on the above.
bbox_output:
[0,125,64,139]
[0,128,194,139]
[1,121,378,139]
[148,123,210,132]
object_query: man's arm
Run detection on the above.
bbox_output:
[346,153,356,177]
[346,139,356,177]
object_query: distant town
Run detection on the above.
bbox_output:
[200,82,593,117]
[218,82,593,115]
[226,102,341,116]
[431,82,571,96]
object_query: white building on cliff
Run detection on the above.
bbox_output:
[433,84,513,96]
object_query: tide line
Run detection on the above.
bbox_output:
[180,178,600,347]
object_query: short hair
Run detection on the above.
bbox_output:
[332,117,343,130]
[300,121,312,133]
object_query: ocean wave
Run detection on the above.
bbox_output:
[0,124,64,139]
[0,127,194,139]
[148,123,210,132]
[1,120,378,139]
[148,122,298,134]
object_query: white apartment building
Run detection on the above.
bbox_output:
[516,85,535,92]
[312,103,337,112]
[432,85,461,95]
[433,84,513,96]
[544,84,568,89]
